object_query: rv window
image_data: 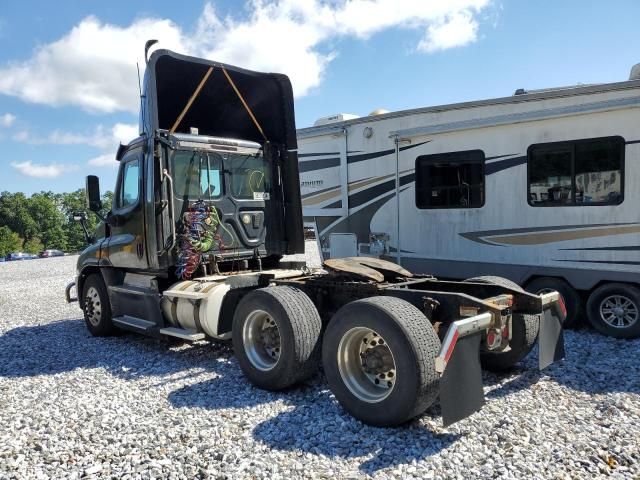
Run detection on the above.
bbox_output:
[415,150,485,209]
[528,136,624,206]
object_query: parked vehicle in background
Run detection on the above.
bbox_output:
[40,249,65,258]
[298,62,640,339]
[5,252,38,261]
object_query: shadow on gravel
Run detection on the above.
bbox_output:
[171,375,460,474]
[482,330,640,400]
[0,318,233,380]
[251,394,460,475]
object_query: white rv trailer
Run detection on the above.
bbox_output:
[297,64,640,338]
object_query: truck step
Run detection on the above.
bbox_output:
[109,285,156,297]
[159,327,206,341]
[112,315,156,331]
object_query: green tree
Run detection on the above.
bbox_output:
[27,192,67,250]
[23,236,44,254]
[0,226,22,257]
[0,192,37,240]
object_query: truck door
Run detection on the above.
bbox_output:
[106,147,148,270]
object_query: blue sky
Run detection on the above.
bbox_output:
[0,0,638,194]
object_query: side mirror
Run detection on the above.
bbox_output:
[86,175,102,212]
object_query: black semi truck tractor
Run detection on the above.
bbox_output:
[66,46,566,427]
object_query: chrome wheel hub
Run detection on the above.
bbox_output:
[242,310,281,371]
[337,327,396,403]
[600,295,638,329]
[84,286,102,326]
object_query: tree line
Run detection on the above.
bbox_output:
[0,190,113,257]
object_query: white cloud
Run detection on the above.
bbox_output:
[418,11,480,53]
[13,122,138,164]
[0,1,491,112]
[12,130,29,142]
[10,160,74,178]
[12,121,138,169]
[0,113,15,127]
[87,153,116,167]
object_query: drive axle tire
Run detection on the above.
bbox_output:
[82,273,116,337]
[464,276,540,371]
[586,283,640,339]
[232,286,322,391]
[525,277,582,328]
[322,296,440,427]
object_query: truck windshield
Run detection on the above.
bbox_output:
[170,149,270,200]
[227,152,270,199]
[170,151,223,199]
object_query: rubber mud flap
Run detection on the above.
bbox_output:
[439,332,484,427]
[539,307,565,370]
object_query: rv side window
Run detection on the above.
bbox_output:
[415,150,485,209]
[528,136,624,206]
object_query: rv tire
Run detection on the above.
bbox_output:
[232,286,322,390]
[586,283,640,339]
[322,296,440,427]
[464,276,540,371]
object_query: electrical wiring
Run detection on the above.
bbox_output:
[175,200,223,280]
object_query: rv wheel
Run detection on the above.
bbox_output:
[525,277,582,328]
[586,283,640,339]
[232,286,322,390]
[322,296,440,427]
[464,276,540,371]
[82,273,116,337]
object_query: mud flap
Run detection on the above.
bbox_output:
[439,332,485,427]
[538,305,565,370]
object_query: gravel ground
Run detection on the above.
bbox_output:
[0,241,639,479]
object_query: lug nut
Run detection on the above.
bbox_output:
[387,381,393,388]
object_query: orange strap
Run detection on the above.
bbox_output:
[222,67,268,142]
[170,66,214,134]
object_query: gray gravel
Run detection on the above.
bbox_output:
[0,242,639,479]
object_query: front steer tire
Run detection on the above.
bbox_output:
[464,276,540,371]
[232,286,322,391]
[322,296,441,427]
[82,273,116,337]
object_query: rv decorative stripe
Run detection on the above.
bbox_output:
[559,245,640,252]
[485,155,526,175]
[555,259,640,266]
[299,157,341,173]
[461,222,640,246]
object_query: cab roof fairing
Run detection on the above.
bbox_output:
[137,48,305,255]
[139,49,299,151]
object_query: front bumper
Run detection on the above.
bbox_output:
[65,282,77,303]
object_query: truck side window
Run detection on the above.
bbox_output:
[415,150,485,209]
[528,136,624,206]
[119,159,140,208]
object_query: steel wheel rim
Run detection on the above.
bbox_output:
[336,327,396,403]
[242,309,281,371]
[85,286,102,326]
[599,294,639,329]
